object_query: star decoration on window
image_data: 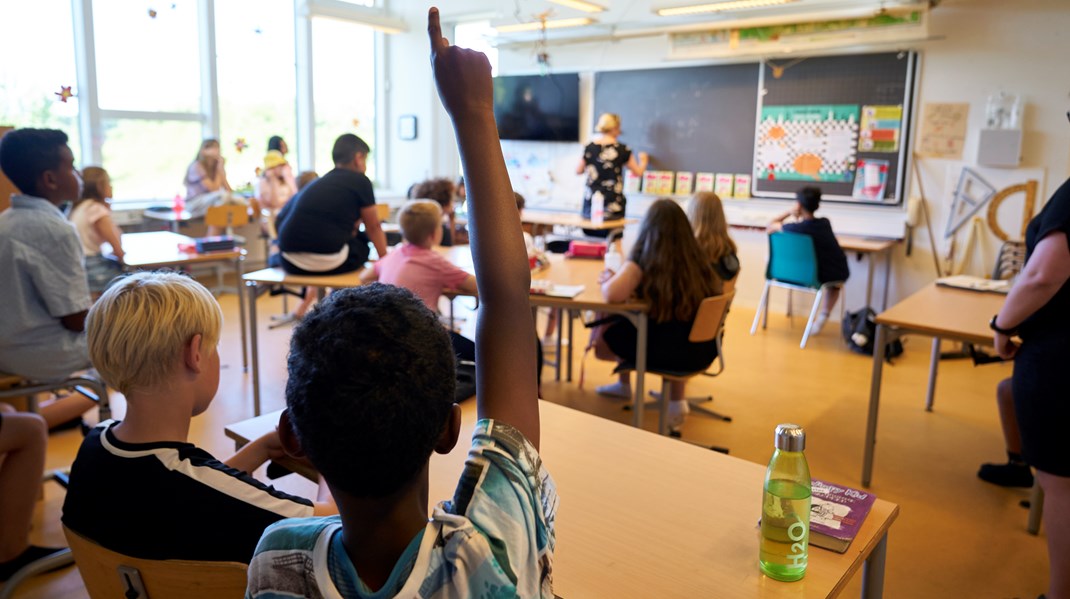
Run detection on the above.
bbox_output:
[234,138,248,153]
[55,86,74,103]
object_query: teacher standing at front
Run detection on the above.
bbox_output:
[577,113,649,227]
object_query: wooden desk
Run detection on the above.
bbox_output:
[837,236,898,311]
[863,283,1005,487]
[117,232,247,370]
[226,401,898,598]
[520,209,638,236]
[142,208,194,233]
[438,246,655,431]
[242,267,365,416]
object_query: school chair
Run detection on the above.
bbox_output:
[63,526,247,599]
[0,372,110,421]
[375,202,391,222]
[204,204,252,241]
[618,291,735,439]
[750,232,845,349]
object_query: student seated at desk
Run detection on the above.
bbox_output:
[689,191,740,286]
[767,186,850,334]
[593,199,721,430]
[62,272,336,563]
[69,166,124,295]
[410,177,458,247]
[246,11,556,596]
[0,128,98,429]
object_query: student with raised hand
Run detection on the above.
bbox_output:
[62,272,336,564]
[245,8,556,597]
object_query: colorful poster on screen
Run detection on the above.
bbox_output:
[858,105,902,152]
[756,104,859,183]
[851,158,889,202]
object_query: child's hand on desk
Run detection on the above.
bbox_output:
[598,268,615,284]
[428,7,492,121]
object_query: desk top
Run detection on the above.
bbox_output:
[876,282,1005,345]
[437,245,648,312]
[521,210,638,231]
[243,266,364,288]
[226,401,898,597]
[118,231,242,268]
[143,208,193,223]
[837,236,897,254]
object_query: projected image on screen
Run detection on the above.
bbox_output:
[493,73,580,142]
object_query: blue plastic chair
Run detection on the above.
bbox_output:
[750,232,845,349]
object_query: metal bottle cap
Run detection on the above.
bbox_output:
[774,424,806,452]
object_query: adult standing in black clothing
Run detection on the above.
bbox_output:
[274,134,387,275]
[577,113,649,224]
[993,176,1070,599]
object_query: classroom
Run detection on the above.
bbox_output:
[1,0,1068,597]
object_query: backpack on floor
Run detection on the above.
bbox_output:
[842,307,904,361]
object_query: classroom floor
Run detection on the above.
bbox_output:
[13,290,1047,599]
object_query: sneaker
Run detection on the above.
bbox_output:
[596,381,632,399]
[667,399,690,430]
[977,461,1034,488]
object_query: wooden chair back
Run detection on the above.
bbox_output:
[63,526,248,599]
[204,204,250,229]
[375,203,391,222]
[689,290,735,343]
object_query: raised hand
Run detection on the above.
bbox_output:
[428,7,493,122]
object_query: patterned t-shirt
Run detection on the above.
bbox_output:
[582,141,632,221]
[246,419,558,599]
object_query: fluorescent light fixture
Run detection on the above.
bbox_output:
[496,17,597,33]
[657,0,797,17]
[548,0,607,12]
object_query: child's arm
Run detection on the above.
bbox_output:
[95,214,124,263]
[359,263,380,284]
[626,151,649,176]
[429,8,540,447]
[359,205,388,259]
[225,431,338,515]
[600,261,642,303]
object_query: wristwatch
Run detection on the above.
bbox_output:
[989,314,1017,335]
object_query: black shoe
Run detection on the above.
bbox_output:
[978,461,1034,488]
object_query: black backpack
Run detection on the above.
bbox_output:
[842,307,904,361]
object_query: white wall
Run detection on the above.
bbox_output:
[385,0,1070,311]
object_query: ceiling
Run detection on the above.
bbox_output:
[436,0,932,40]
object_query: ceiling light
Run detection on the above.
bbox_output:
[657,0,797,17]
[496,17,597,33]
[548,0,607,12]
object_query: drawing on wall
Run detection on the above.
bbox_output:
[858,105,902,152]
[918,102,969,159]
[851,158,889,202]
[756,105,859,182]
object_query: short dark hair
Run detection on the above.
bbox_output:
[332,134,371,166]
[267,135,284,152]
[411,177,454,208]
[285,284,456,498]
[0,128,70,195]
[797,186,822,213]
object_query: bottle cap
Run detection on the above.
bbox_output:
[774,423,805,452]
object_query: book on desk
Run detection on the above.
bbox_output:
[936,275,1011,295]
[530,281,585,298]
[809,479,878,553]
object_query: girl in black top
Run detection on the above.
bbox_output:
[993,176,1070,599]
[577,113,649,222]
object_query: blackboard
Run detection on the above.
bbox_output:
[593,63,759,176]
[592,52,916,207]
[754,52,916,205]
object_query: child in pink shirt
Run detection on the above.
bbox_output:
[362,200,477,311]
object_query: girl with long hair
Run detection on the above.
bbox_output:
[69,166,123,295]
[594,198,721,430]
[689,191,740,285]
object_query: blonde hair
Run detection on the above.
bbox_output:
[595,113,621,134]
[688,192,737,264]
[399,200,443,245]
[73,166,110,211]
[87,271,223,395]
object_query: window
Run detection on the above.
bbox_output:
[311,17,376,180]
[92,0,201,113]
[99,119,203,201]
[216,0,297,193]
[0,0,82,163]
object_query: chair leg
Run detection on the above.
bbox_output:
[801,288,825,349]
[751,282,771,335]
[657,378,671,436]
[786,289,793,318]
[0,549,74,599]
[1028,479,1044,535]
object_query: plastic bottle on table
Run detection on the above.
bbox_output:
[603,241,622,273]
[759,423,811,582]
[591,193,605,226]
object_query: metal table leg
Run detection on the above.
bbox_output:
[566,310,574,382]
[925,337,940,412]
[247,281,261,416]
[236,256,247,371]
[861,532,888,599]
[865,252,875,309]
[881,248,893,311]
[633,311,648,430]
[863,324,888,487]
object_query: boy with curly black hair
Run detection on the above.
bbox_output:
[246,8,556,597]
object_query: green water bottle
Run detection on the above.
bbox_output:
[759,423,811,582]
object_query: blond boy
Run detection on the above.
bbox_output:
[62,272,335,562]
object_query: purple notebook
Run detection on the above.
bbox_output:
[809,479,877,553]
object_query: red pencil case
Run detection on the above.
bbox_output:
[566,241,606,259]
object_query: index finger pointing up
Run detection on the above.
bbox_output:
[428,7,446,52]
